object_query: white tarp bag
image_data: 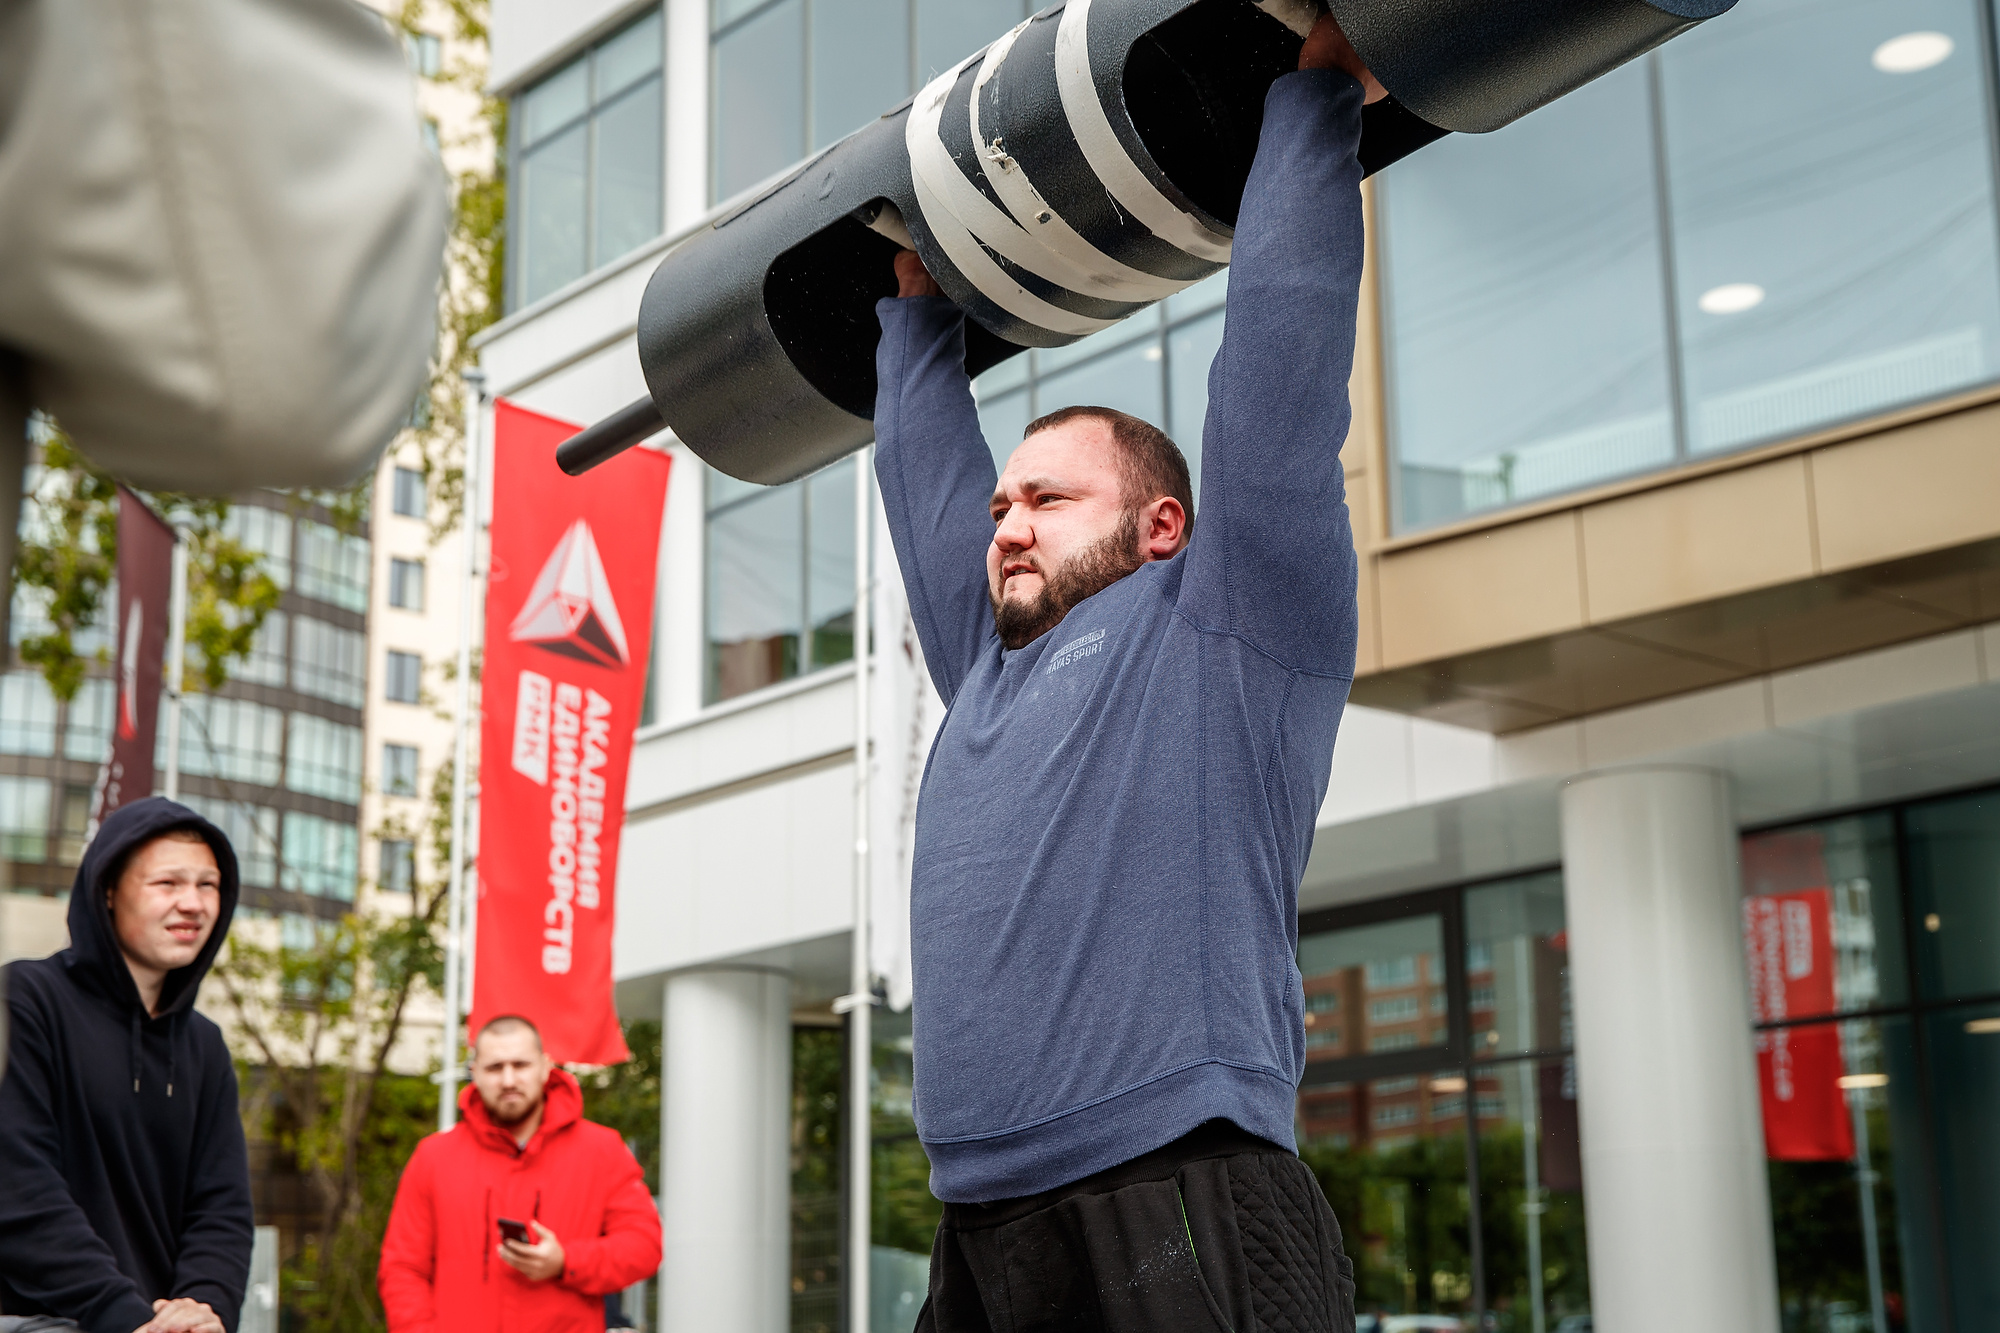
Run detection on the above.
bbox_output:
[0,0,448,491]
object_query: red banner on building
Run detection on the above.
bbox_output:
[91,489,176,826]
[470,400,671,1066]
[1743,889,1854,1161]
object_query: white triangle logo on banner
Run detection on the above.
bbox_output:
[508,518,631,669]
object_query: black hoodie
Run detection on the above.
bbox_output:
[0,798,252,1332]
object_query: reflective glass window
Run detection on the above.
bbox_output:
[1742,815,1907,1017]
[1904,789,2000,1002]
[1380,0,2000,531]
[0,776,50,862]
[392,466,426,519]
[806,458,858,670]
[915,0,1017,80]
[0,670,58,756]
[62,677,114,763]
[513,10,664,308]
[1660,0,2000,456]
[713,0,806,201]
[1298,1069,1476,1321]
[286,712,364,805]
[1298,913,1449,1059]
[814,0,911,151]
[1474,1057,1591,1330]
[707,476,806,702]
[1034,335,1167,433]
[1464,871,1571,1060]
[281,811,359,901]
[1381,61,1673,530]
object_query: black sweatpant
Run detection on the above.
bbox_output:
[914,1121,1356,1333]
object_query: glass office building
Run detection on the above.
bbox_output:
[484,0,2000,1328]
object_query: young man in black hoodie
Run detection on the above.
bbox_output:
[0,797,252,1333]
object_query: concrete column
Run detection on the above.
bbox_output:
[660,968,792,1333]
[1559,767,1778,1333]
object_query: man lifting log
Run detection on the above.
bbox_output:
[874,13,1384,1331]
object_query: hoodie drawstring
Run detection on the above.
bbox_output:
[129,1010,141,1094]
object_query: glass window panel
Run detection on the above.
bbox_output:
[286,713,364,805]
[707,482,805,701]
[281,811,358,901]
[180,794,279,888]
[1033,336,1167,432]
[714,0,772,29]
[0,776,51,862]
[0,671,58,756]
[976,389,1030,477]
[1163,267,1228,322]
[392,466,426,518]
[1296,1069,1475,1320]
[224,505,292,590]
[806,459,857,670]
[1381,61,1674,531]
[1034,315,1157,377]
[1475,1057,1591,1331]
[594,78,665,265]
[1464,872,1570,1060]
[521,59,589,145]
[1921,1001,2000,1326]
[294,521,370,612]
[173,696,285,787]
[383,742,420,797]
[1660,0,2000,456]
[1166,307,1224,509]
[973,349,1031,398]
[1904,789,2000,1002]
[1741,815,1907,1018]
[381,838,416,895]
[294,618,368,709]
[1762,1016,1926,1333]
[915,0,1019,80]
[813,0,910,149]
[520,123,590,304]
[230,609,288,689]
[708,467,764,512]
[63,677,114,762]
[388,558,425,611]
[1298,914,1449,1060]
[385,649,422,704]
[714,0,806,202]
[594,9,662,100]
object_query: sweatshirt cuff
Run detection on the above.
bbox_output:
[93,1291,159,1333]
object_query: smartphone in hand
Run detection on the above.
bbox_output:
[497,1216,532,1245]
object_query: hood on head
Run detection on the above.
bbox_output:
[66,796,242,1017]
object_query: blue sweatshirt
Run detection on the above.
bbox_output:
[873,69,1364,1203]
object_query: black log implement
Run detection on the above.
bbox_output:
[556,0,1735,484]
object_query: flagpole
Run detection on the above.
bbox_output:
[162,528,188,802]
[440,368,486,1132]
[838,445,875,1333]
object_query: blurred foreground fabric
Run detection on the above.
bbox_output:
[0,0,448,490]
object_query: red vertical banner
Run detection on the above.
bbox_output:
[91,490,175,824]
[1743,889,1854,1161]
[471,400,671,1066]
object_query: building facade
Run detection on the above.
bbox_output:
[478,0,2000,1329]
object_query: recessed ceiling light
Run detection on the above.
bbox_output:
[1837,1072,1889,1089]
[1142,345,1163,362]
[1698,282,1765,315]
[1967,1016,2000,1035]
[1429,1076,1467,1093]
[1873,31,1953,74]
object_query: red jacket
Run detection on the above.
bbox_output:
[379,1070,661,1333]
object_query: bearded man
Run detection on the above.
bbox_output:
[871,15,1382,1332]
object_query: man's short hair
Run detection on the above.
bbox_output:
[1024,405,1193,526]
[475,1014,543,1051]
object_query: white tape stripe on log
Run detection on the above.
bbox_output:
[906,63,1119,339]
[966,24,1188,303]
[1054,0,1233,264]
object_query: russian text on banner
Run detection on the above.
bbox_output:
[471,399,670,1066]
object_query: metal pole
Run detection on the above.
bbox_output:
[837,447,874,1333]
[162,530,188,802]
[440,369,486,1132]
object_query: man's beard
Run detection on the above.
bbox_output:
[483,1091,541,1128]
[992,508,1144,650]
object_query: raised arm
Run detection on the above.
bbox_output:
[873,263,1003,704]
[1176,23,1376,675]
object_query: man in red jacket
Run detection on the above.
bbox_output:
[379,1015,662,1332]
